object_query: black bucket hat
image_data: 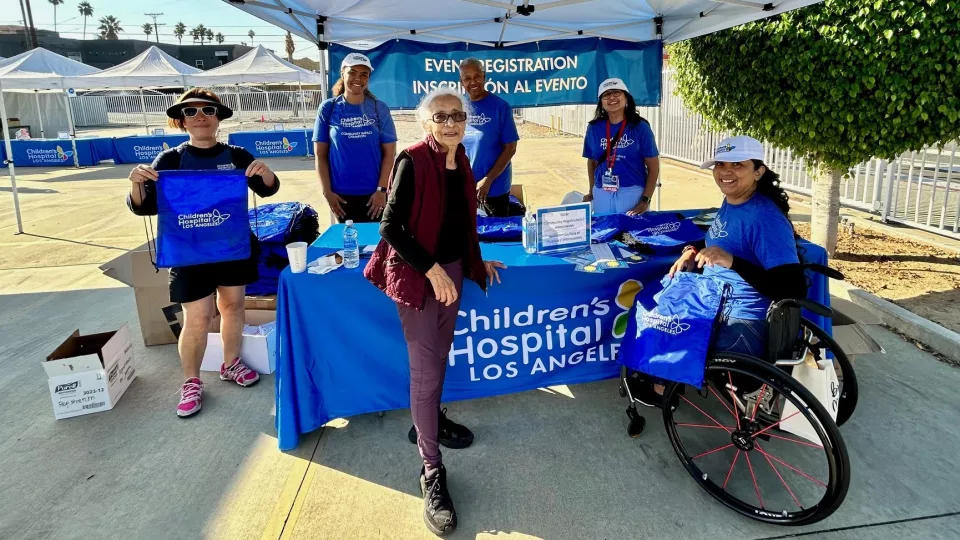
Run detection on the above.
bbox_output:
[165,95,233,120]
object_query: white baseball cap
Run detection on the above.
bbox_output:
[598,78,629,98]
[341,53,374,71]
[700,136,765,169]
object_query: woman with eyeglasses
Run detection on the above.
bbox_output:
[365,88,506,537]
[314,53,398,223]
[582,78,660,215]
[126,88,279,418]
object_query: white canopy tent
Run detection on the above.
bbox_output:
[0,48,101,233]
[189,45,323,122]
[74,47,203,135]
[221,0,823,95]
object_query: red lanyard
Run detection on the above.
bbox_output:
[605,120,627,170]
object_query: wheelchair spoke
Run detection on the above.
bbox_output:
[692,443,735,461]
[722,450,742,489]
[680,394,733,433]
[760,447,804,510]
[745,452,765,509]
[750,410,802,439]
[755,442,827,488]
[766,433,824,449]
[677,423,734,430]
[750,384,769,422]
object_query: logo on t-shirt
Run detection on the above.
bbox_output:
[468,113,492,126]
[599,136,634,151]
[340,114,378,129]
[709,217,729,239]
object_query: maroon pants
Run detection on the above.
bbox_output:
[397,261,464,472]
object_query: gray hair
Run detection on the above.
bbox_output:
[458,57,484,73]
[415,87,473,128]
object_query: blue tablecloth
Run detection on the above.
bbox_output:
[227,129,313,158]
[112,134,189,164]
[274,220,833,450]
[9,137,115,167]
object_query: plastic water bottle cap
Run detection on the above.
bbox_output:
[345,220,354,226]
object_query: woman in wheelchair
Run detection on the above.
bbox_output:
[672,135,806,358]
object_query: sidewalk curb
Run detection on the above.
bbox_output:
[832,280,960,362]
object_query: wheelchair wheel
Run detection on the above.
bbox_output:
[662,353,850,526]
[800,318,859,426]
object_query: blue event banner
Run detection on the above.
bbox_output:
[329,38,663,109]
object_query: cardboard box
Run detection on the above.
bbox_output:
[244,295,277,311]
[200,310,277,375]
[100,244,183,346]
[510,184,526,205]
[44,325,137,420]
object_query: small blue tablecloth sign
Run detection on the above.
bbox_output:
[9,137,115,167]
[536,202,592,254]
[226,129,313,158]
[113,134,189,164]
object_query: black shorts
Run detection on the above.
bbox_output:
[169,252,259,304]
[481,193,511,217]
[336,193,380,224]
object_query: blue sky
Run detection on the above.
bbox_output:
[10,0,321,61]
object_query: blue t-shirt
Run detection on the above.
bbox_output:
[581,119,659,189]
[704,194,800,320]
[462,93,520,197]
[313,96,398,195]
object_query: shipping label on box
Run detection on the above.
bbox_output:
[44,325,137,420]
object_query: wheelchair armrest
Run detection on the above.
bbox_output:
[772,298,834,318]
[800,263,844,281]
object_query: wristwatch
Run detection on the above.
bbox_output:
[376,186,387,193]
[639,195,651,204]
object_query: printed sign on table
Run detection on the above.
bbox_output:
[536,202,592,255]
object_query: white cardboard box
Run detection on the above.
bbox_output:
[44,325,137,420]
[200,310,277,375]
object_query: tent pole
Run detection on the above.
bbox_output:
[318,47,328,99]
[299,78,311,158]
[236,84,244,126]
[655,63,664,212]
[62,91,80,169]
[265,86,272,120]
[139,87,149,135]
[1,88,24,233]
[34,91,45,139]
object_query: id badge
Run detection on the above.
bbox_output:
[601,169,619,192]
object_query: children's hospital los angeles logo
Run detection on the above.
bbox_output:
[178,209,231,229]
[600,136,635,151]
[254,137,298,156]
[26,144,74,164]
[468,113,492,126]
[445,279,643,382]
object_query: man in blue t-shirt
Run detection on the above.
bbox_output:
[459,58,520,217]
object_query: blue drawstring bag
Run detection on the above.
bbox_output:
[591,214,621,243]
[623,215,705,255]
[156,170,251,268]
[476,215,522,241]
[618,272,730,388]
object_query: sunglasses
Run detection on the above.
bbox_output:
[182,106,219,118]
[431,111,468,124]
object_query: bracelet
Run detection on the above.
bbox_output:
[682,245,698,255]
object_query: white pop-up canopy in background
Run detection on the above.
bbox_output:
[0,48,102,233]
[189,45,323,86]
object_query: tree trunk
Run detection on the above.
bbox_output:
[811,165,842,257]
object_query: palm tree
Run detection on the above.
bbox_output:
[247,29,255,45]
[142,23,153,39]
[98,15,122,40]
[215,32,224,45]
[191,24,207,45]
[48,0,63,32]
[173,22,185,44]
[78,1,93,40]
[205,28,214,44]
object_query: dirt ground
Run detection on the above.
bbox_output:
[794,222,960,333]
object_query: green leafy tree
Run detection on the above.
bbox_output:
[78,1,93,40]
[216,32,224,45]
[191,24,207,45]
[671,0,960,255]
[97,15,122,40]
[205,28,214,44]
[174,21,186,44]
[142,22,153,38]
[247,29,255,45]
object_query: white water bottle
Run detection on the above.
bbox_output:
[522,212,538,254]
[343,220,359,269]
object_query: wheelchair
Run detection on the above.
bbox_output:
[618,264,857,526]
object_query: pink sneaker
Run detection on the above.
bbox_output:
[177,377,204,418]
[220,358,260,387]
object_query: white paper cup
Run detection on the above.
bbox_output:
[286,242,308,273]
